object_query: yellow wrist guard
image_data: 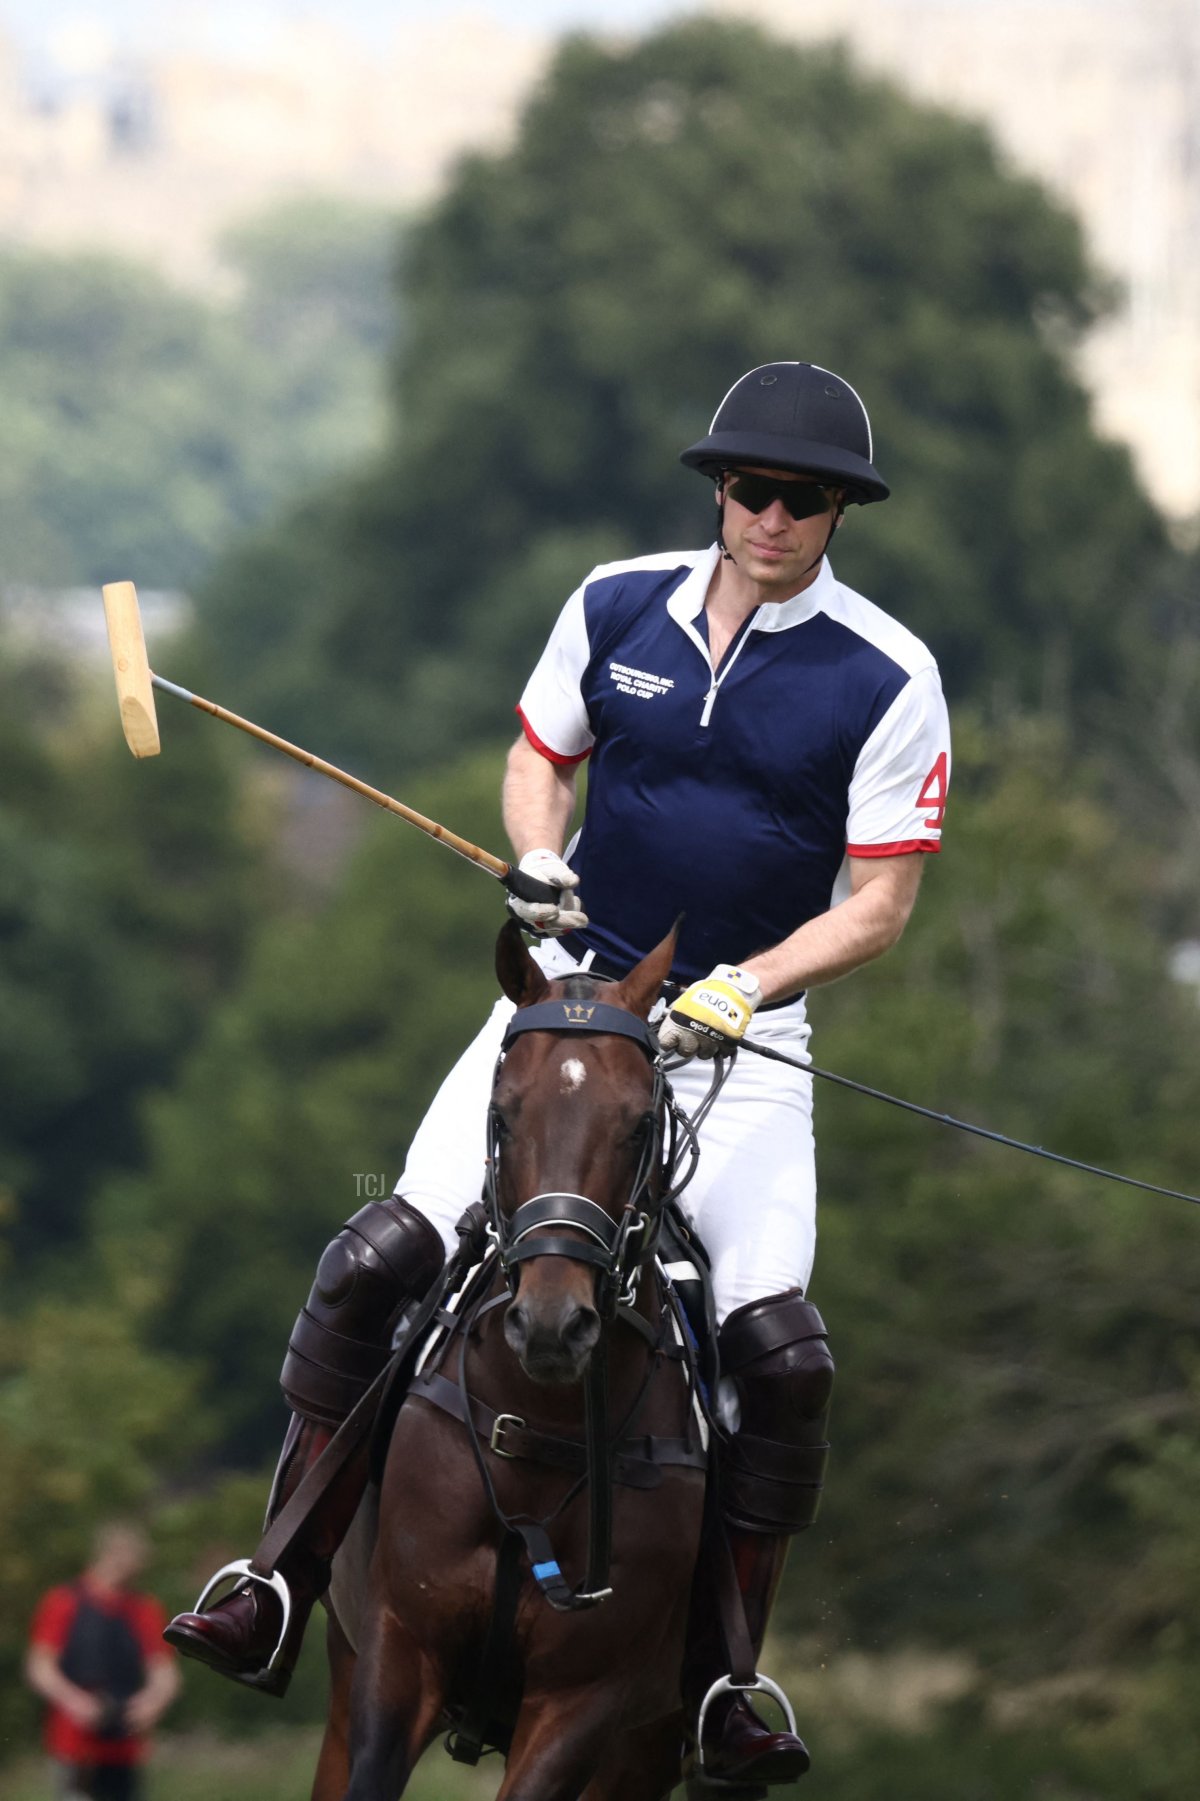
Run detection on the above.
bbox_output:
[668,964,762,1045]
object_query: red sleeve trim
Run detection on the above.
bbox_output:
[29,1587,77,1652]
[516,706,591,767]
[131,1594,171,1658]
[847,838,942,858]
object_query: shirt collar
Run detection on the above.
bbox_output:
[666,545,836,634]
[666,545,722,627]
[750,553,838,631]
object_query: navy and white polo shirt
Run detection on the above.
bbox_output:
[517,545,950,985]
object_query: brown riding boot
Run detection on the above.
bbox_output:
[687,1287,834,1787]
[165,1193,445,1695]
[164,1413,368,1695]
[696,1529,810,1787]
[687,1528,810,1790]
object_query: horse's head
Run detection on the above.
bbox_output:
[489,920,677,1386]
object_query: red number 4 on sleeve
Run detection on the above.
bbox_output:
[916,751,948,828]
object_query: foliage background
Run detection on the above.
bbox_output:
[2,17,1199,1797]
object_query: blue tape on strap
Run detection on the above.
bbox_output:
[532,1560,562,1581]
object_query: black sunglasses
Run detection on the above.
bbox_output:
[722,471,838,521]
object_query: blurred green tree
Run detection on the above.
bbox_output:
[195,17,1162,770]
[0,634,263,1269]
[1091,1383,1200,1796]
[0,1289,199,1752]
[0,249,275,587]
[789,713,1200,1684]
[0,194,400,590]
[94,750,514,1461]
[217,193,403,496]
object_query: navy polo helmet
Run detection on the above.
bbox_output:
[680,361,889,504]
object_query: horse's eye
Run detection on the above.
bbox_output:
[491,1108,513,1144]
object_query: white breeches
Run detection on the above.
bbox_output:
[394,939,817,1325]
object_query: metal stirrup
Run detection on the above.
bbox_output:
[190,1559,293,1673]
[695,1672,799,1772]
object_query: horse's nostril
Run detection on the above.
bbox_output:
[504,1301,530,1353]
[563,1304,601,1357]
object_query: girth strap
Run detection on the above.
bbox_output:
[409,1369,707,1489]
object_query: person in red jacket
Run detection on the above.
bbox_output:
[26,1522,180,1801]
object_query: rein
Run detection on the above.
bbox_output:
[452,1292,620,1613]
[472,995,680,1617]
[733,1037,1200,1209]
[438,1242,706,1769]
[438,995,703,1765]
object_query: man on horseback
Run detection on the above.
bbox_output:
[167,361,950,1789]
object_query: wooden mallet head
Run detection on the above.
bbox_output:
[102,581,161,758]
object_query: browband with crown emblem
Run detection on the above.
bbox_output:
[502,1001,658,1058]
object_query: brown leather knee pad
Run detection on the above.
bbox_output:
[717,1288,835,1534]
[280,1195,444,1427]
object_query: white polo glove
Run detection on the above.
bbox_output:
[504,848,589,937]
[658,964,762,1059]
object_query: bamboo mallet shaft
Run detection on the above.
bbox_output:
[101,580,510,881]
[152,675,509,878]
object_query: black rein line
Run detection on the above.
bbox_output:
[735,1036,1200,1210]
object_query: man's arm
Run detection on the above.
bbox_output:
[124,1652,180,1734]
[503,732,580,860]
[743,853,927,1004]
[661,854,927,1056]
[25,1644,104,1728]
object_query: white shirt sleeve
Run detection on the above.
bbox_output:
[516,582,595,764]
[846,664,951,854]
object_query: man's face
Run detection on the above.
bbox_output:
[92,1525,149,1589]
[718,465,844,598]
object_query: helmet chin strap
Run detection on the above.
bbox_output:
[716,487,734,561]
[715,480,844,577]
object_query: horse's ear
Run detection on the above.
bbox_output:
[496,919,551,1007]
[610,917,681,1020]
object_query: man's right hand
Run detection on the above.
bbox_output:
[63,1688,105,1728]
[505,849,589,937]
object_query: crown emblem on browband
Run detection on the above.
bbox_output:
[563,1003,595,1023]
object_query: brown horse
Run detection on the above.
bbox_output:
[313,922,708,1801]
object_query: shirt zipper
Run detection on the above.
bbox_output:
[696,619,757,728]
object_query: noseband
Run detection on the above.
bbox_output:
[485,998,673,1318]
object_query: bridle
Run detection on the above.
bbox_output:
[484,997,678,1319]
[439,992,692,1626]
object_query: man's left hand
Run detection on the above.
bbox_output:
[124,1690,161,1734]
[657,965,762,1059]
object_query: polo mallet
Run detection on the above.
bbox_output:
[100,580,559,907]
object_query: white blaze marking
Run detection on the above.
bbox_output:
[560,1057,587,1092]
